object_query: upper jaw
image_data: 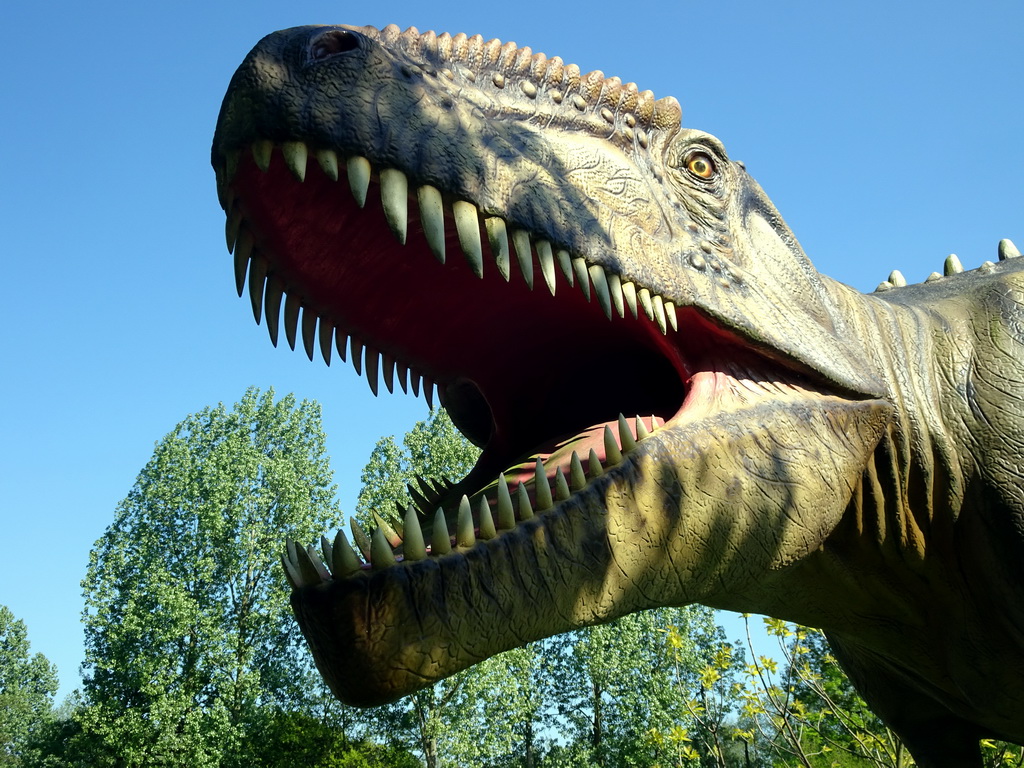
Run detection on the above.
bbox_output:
[214,22,887,572]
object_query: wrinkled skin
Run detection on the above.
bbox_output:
[211,24,1024,766]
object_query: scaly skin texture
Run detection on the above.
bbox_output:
[211,24,1024,766]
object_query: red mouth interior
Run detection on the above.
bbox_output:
[229,149,744,494]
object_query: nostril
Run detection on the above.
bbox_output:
[309,29,361,61]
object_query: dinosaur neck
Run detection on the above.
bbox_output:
[711,277,973,632]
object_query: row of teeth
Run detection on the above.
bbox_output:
[222,140,681,345]
[282,414,655,588]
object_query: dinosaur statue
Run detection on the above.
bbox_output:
[211,24,1024,766]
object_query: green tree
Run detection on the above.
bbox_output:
[0,605,59,767]
[76,387,344,767]
[543,607,724,768]
[733,618,909,767]
[731,619,1024,768]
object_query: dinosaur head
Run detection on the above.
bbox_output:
[212,24,893,706]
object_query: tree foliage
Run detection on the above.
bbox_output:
[542,608,725,768]
[76,387,344,766]
[690,617,1024,768]
[0,605,59,767]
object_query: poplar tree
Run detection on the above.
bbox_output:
[77,388,343,767]
[0,605,59,767]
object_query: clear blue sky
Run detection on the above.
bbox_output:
[2,0,1022,703]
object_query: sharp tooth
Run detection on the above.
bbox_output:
[497,475,515,530]
[304,544,332,581]
[517,483,534,519]
[264,277,284,346]
[570,452,587,491]
[365,347,380,395]
[346,156,371,207]
[417,185,445,262]
[622,281,639,318]
[318,318,334,365]
[665,301,678,331]
[511,229,534,289]
[557,249,574,286]
[608,273,625,318]
[638,287,655,320]
[396,361,409,394]
[485,217,511,281]
[226,209,242,253]
[652,295,667,333]
[457,495,475,547]
[453,200,484,277]
[407,483,431,514]
[248,254,268,323]
[233,228,254,297]
[588,448,603,479]
[372,512,402,548]
[380,169,409,244]
[382,354,396,394]
[290,541,321,587]
[409,372,421,397]
[320,534,334,568]
[332,530,362,576]
[286,542,318,586]
[301,307,317,360]
[350,337,363,375]
[573,258,591,299]
[370,527,397,569]
[554,468,571,501]
[350,519,373,561]
[335,330,348,362]
[603,425,623,466]
[282,141,308,181]
[424,378,435,409]
[251,140,273,172]
[284,293,300,350]
[315,148,340,181]
[635,415,650,441]
[431,508,452,555]
[403,508,427,561]
[590,265,612,319]
[477,497,496,539]
[999,238,1021,260]
[281,542,301,589]
[536,240,557,295]
[534,458,552,510]
[888,270,907,287]
[618,414,637,452]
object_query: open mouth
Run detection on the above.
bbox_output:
[217,140,783,575]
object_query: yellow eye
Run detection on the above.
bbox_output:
[686,152,715,179]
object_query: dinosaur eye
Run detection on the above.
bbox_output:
[685,151,716,180]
